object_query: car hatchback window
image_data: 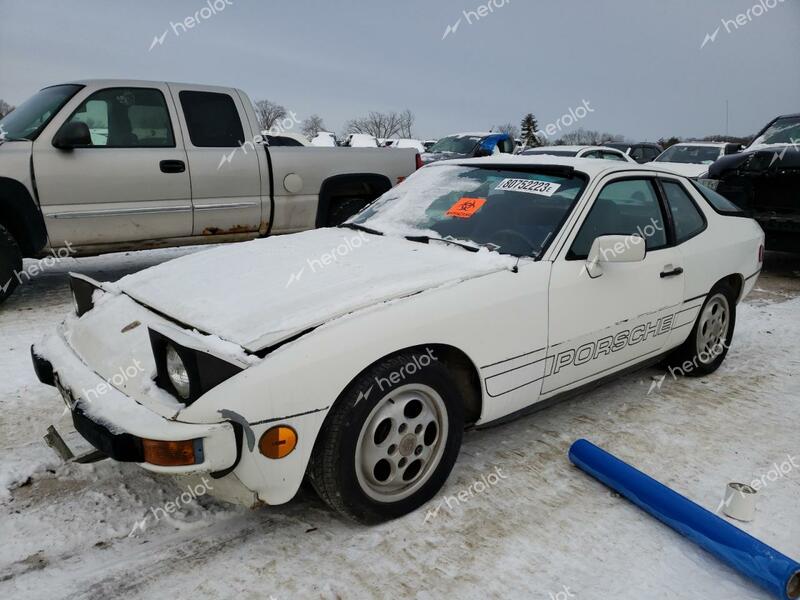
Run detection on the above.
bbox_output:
[568,178,667,259]
[662,180,705,243]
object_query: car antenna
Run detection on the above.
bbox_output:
[511,255,521,274]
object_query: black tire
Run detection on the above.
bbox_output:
[0,225,23,305]
[326,197,371,227]
[667,281,737,377]
[308,351,464,524]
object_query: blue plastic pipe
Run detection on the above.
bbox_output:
[569,439,800,600]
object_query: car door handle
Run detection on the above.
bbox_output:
[160,160,186,174]
[660,266,684,278]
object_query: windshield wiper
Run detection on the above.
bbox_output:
[405,235,480,253]
[339,223,383,236]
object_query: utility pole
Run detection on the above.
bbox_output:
[725,100,729,138]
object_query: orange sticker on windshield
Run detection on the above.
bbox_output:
[446,197,486,218]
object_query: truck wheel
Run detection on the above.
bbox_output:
[0,225,23,305]
[326,198,370,227]
[667,281,737,377]
[308,352,464,524]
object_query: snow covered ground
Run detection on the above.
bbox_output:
[1,247,799,600]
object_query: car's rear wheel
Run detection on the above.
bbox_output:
[308,352,464,523]
[668,281,736,377]
[0,224,23,305]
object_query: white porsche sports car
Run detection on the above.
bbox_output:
[33,156,764,523]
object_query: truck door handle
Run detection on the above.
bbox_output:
[660,266,684,278]
[160,160,186,173]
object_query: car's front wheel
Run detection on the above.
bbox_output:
[309,352,464,524]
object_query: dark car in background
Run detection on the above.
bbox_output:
[703,113,800,252]
[421,132,515,164]
[602,142,662,163]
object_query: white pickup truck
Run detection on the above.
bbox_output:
[0,79,420,303]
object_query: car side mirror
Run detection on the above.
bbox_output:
[585,234,646,278]
[53,121,92,150]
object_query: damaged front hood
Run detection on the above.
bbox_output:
[116,228,513,353]
[709,145,800,178]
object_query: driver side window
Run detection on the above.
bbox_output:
[62,87,174,148]
[568,178,667,259]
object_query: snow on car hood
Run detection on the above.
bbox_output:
[116,228,514,352]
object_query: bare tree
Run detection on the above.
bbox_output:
[301,114,326,139]
[398,109,415,138]
[0,99,14,119]
[495,122,520,140]
[253,99,287,131]
[556,128,625,146]
[346,111,407,139]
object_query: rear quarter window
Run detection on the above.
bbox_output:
[691,180,744,215]
[661,180,706,243]
[179,90,244,148]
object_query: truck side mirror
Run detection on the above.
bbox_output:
[53,121,92,150]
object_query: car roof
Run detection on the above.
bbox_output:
[525,145,626,153]
[669,142,730,148]
[434,154,686,179]
[57,79,242,93]
[442,132,494,138]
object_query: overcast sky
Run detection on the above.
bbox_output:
[1,0,798,140]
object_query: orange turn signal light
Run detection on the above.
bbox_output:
[142,438,197,466]
[259,426,298,459]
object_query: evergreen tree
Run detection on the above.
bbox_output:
[520,113,540,148]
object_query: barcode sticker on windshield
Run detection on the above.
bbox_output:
[495,178,561,197]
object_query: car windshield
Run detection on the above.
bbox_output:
[427,135,482,155]
[349,164,588,258]
[750,116,800,147]
[0,84,82,141]
[655,145,721,165]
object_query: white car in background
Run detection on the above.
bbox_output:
[345,133,380,148]
[392,138,426,153]
[521,145,635,162]
[34,156,763,524]
[310,131,337,147]
[647,142,741,178]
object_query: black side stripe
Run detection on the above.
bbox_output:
[481,346,546,370]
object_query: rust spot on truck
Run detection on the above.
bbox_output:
[201,224,256,235]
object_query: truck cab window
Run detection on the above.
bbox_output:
[179,91,244,148]
[61,87,174,147]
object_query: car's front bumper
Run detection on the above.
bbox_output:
[32,330,238,476]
